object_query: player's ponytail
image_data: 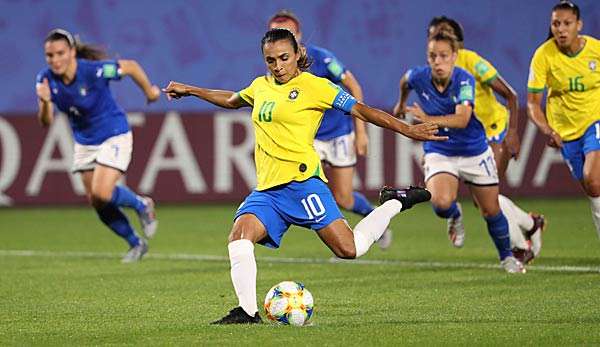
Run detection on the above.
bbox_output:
[261,28,312,71]
[45,28,108,61]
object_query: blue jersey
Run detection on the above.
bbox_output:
[406,66,487,156]
[36,59,130,145]
[307,45,353,140]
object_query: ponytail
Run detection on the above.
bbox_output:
[45,28,108,61]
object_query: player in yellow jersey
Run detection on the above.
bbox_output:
[426,17,545,264]
[268,10,393,251]
[163,28,446,324]
[528,1,600,242]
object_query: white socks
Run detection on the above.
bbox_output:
[498,194,532,250]
[228,239,257,316]
[353,199,403,257]
[588,196,600,239]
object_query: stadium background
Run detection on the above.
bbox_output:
[1,0,599,205]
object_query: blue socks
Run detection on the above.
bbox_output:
[110,186,146,213]
[351,191,375,216]
[485,212,512,260]
[433,201,461,219]
[96,204,140,247]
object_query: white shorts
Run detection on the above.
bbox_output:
[313,132,357,167]
[423,147,499,185]
[72,132,133,173]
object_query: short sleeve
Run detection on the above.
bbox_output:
[36,71,44,84]
[527,49,547,93]
[324,56,346,83]
[35,69,48,85]
[312,78,356,112]
[92,60,122,81]
[472,56,498,84]
[237,78,257,107]
[405,69,415,89]
[458,73,475,106]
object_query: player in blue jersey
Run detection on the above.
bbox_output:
[428,17,546,265]
[267,10,393,249]
[393,31,525,273]
[35,29,159,262]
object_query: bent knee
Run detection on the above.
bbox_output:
[333,192,354,210]
[228,214,266,243]
[431,197,454,211]
[90,191,112,208]
[334,245,356,259]
[583,177,600,197]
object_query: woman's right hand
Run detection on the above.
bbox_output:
[162,81,190,100]
[36,78,51,102]
[547,130,563,148]
[407,122,448,142]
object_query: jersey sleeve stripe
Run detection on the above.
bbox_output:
[236,91,253,106]
[527,87,545,93]
[482,74,498,85]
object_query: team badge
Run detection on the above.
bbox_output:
[288,88,299,100]
[589,60,597,71]
[79,85,87,96]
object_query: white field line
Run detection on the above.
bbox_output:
[0,249,598,273]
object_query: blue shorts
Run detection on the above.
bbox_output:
[234,177,344,248]
[561,120,600,181]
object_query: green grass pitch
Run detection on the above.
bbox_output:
[1,198,599,345]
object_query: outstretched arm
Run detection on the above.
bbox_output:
[527,91,562,148]
[118,59,160,103]
[489,75,520,158]
[162,81,249,109]
[350,102,447,141]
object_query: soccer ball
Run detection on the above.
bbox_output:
[263,281,314,326]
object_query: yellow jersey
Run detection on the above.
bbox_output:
[455,49,509,138]
[238,72,346,190]
[528,35,600,141]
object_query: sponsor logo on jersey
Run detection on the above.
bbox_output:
[326,59,343,78]
[474,60,490,76]
[459,84,473,100]
[590,60,597,71]
[79,85,87,97]
[102,64,118,78]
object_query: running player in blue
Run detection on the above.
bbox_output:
[163,28,444,324]
[268,10,392,249]
[35,29,159,262]
[427,17,546,265]
[393,31,525,273]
